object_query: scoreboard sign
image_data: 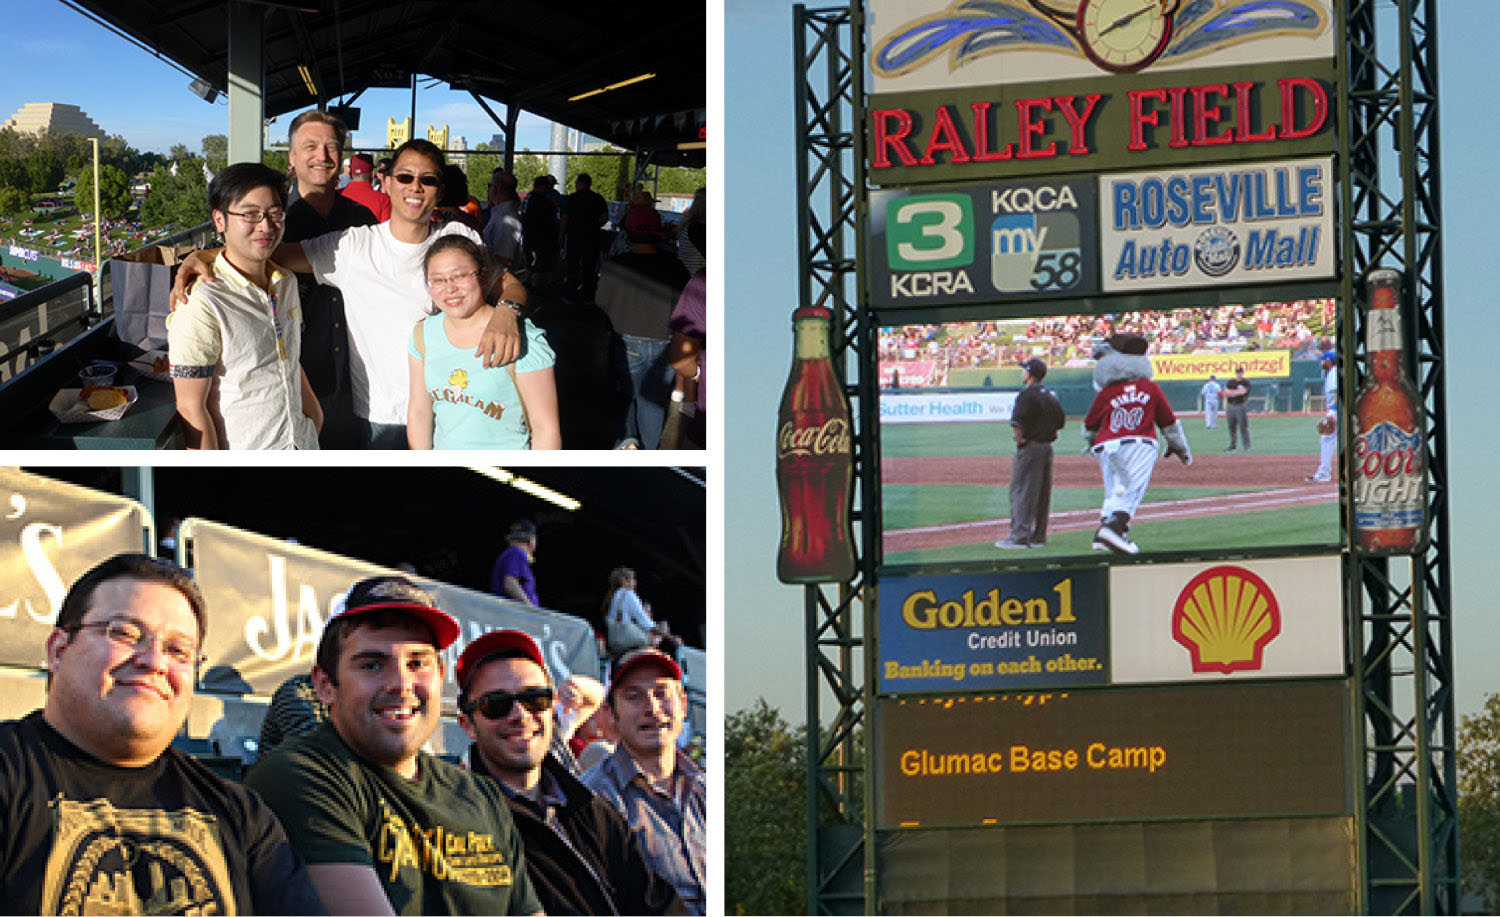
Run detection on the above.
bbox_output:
[868,175,1099,307]
[878,680,1350,827]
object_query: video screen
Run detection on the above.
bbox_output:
[878,300,1341,565]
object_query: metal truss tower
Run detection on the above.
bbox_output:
[793,1,1454,913]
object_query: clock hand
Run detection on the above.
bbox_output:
[1099,3,1153,37]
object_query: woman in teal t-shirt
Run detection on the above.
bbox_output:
[406,235,561,449]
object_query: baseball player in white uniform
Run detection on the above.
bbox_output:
[1307,349,1337,483]
[1200,375,1222,429]
[1083,333,1193,554]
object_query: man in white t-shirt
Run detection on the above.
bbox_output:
[172,139,527,449]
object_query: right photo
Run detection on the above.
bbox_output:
[727,0,1490,914]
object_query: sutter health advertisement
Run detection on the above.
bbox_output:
[878,568,1107,693]
[878,680,1350,827]
[1100,156,1335,292]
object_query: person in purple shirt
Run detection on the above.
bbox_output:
[490,519,539,605]
[667,268,705,449]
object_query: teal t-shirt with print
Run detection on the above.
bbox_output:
[408,313,554,449]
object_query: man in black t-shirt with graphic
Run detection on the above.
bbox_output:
[246,575,542,916]
[0,554,323,915]
[996,358,1067,549]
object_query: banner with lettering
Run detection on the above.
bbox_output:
[0,469,151,669]
[878,568,1108,693]
[181,518,598,701]
[1148,350,1290,381]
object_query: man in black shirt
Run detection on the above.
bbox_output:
[560,172,610,303]
[456,629,686,915]
[1224,364,1253,451]
[997,358,1067,549]
[0,554,323,914]
[283,110,377,449]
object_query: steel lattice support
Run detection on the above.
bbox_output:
[794,4,872,914]
[1340,0,1457,912]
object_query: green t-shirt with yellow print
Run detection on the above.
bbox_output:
[245,722,540,915]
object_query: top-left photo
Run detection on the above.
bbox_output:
[0,0,707,451]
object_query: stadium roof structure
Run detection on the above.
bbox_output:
[61,0,706,164]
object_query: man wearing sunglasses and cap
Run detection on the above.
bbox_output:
[456,629,687,914]
[245,575,542,915]
[581,648,706,914]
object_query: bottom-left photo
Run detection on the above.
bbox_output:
[0,465,706,915]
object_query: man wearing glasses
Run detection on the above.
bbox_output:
[581,648,706,914]
[168,162,323,449]
[0,554,323,913]
[455,629,686,914]
[245,575,542,915]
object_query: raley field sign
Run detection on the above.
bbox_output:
[878,680,1350,827]
[878,568,1107,693]
[867,60,1334,186]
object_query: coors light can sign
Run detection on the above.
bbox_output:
[777,305,857,583]
[1352,268,1427,554]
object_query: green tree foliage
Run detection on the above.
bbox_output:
[0,157,25,193]
[262,149,290,176]
[75,164,133,219]
[1461,693,1500,910]
[0,186,30,216]
[139,162,210,231]
[202,134,228,171]
[726,701,807,915]
[168,143,192,163]
[24,149,64,195]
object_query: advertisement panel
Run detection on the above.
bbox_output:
[183,518,598,700]
[1110,554,1344,683]
[867,1,1335,94]
[1150,349,1289,381]
[878,568,1107,693]
[0,469,150,669]
[880,390,1018,424]
[1100,157,1335,292]
[868,175,1099,307]
[878,680,1350,827]
[866,60,1335,186]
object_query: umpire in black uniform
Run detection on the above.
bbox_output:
[997,357,1067,549]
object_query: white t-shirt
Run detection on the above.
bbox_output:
[483,200,522,264]
[302,221,480,425]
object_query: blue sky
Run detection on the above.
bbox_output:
[0,1,560,154]
[726,0,1500,727]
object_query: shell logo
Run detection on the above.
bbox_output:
[448,369,468,389]
[1171,565,1281,674]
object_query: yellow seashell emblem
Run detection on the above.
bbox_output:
[448,369,468,389]
[1171,565,1280,674]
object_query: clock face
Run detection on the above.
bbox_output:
[1077,0,1173,73]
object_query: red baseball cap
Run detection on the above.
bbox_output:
[456,628,547,692]
[349,153,373,175]
[320,575,460,652]
[608,647,682,697]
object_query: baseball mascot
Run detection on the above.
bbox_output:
[1083,332,1193,554]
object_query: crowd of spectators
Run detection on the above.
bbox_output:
[878,300,1335,386]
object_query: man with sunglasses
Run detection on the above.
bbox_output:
[245,575,542,915]
[173,138,527,450]
[581,648,706,914]
[0,554,323,914]
[456,630,687,915]
[168,161,323,449]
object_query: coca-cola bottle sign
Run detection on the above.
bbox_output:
[776,306,857,584]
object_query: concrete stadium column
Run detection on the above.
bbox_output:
[227,3,265,165]
[548,121,569,188]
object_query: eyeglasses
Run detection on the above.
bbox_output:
[426,270,481,290]
[223,209,286,226]
[391,172,441,188]
[67,618,202,668]
[463,686,554,720]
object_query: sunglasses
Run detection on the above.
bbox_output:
[391,172,441,188]
[463,686,554,720]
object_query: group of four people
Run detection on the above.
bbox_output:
[0,554,703,914]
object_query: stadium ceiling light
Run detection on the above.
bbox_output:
[466,467,581,512]
[568,72,656,103]
[297,64,318,97]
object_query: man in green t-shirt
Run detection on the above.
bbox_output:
[245,575,542,916]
